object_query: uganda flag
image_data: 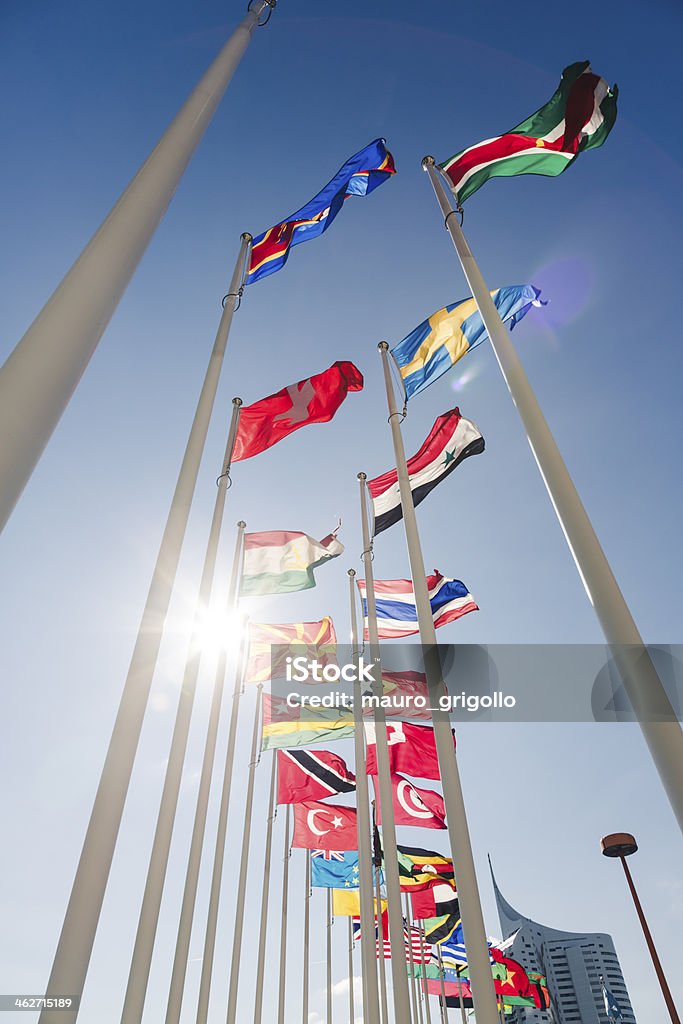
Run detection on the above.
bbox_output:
[440,61,617,205]
[396,845,455,892]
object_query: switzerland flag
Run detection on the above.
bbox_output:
[232,361,363,461]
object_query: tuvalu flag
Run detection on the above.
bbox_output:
[246,138,395,285]
[373,774,446,829]
[368,408,484,535]
[391,287,544,401]
[440,61,618,206]
[241,530,343,596]
[293,800,358,851]
[310,849,360,889]
[245,617,336,685]
[365,721,455,781]
[232,361,363,461]
[277,749,355,804]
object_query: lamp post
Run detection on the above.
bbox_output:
[600,833,680,1024]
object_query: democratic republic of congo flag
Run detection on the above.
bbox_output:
[392,286,544,401]
[246,139,395,284]
[440,61,618,205]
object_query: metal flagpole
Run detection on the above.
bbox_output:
[303,850,311,1024]
[277,806,291,1024]
[418,930,432,1024]
[37,239,249,1024]
[404,895,420,1024]
[422,155,683,833]
[348,568,381,1024]
[377,344,500,1024]
[225,682,264,1024]
[374,856,390,1024]
[358,473,414,1024]
[165,520,246,1024]
[253,751,277,1024]
[455,967,467,1024]
[0,0,275,531]
[121,401,243,1024]
[437,948,449,1024]
[405,898,425,1024]
[348,918,355,1024]
[196,627,249,1024]
[327,890,333,1024]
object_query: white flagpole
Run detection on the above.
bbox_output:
[0,0,275,531]
[303,850,311,1024]
[121,401,243,1023]
[377,343,501,1024]
[454,967,467,1024]
[348,918,355,1024]
[327,890,333,1024]
[418,930,432,1024]
[165,520,246,1024]
[358,474,414,1024]
[374,860,390,1024]
[436,948,449,1024]
[38,239,250,1024]
[404,895,420,1024]
[277,806,291,1024]
[348,568,381,1024]
[195,629,249,1024]
[225,682,264,1024]
[253,752,277,1024]
[422,155,683,832]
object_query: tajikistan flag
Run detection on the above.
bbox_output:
[242,530,343,596]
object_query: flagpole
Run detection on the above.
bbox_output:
[0,0,274,531]
[404,895,420,1024]
[405,899,425,1024]
[303,851,311,1024]
[277,806,291,1024]
[437,948,449,1024]
[348,918,355,1024]
[348,568,381,1024]
[165,520,246,1024]
[358,473,414,1024]
[37,240,249,1024]
[253,751,277,1024]
[422,155,683,833]
[455,966,467,1024]
[225,681,263,1024]
[418,930,432,1024]
[375,347,499,1024]
[374,853,390,1024]
[121,400,242,1024]
[196,629,249,1024]
[327,889,333,1024]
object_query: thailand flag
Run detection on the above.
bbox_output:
[357,570,477,639]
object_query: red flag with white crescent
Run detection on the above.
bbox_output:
[292,800,358,851]
[373,774,446,829]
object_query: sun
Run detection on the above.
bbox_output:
[193,605,247,662]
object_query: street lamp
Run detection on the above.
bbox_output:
[600,833,680,1024]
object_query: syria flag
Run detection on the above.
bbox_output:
[364,721,455,781]
[232,361,363,461]
[373,774,446,829]
[292,800,358,851]
[277,749,356,805]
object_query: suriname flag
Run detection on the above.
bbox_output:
[439,61,618,205]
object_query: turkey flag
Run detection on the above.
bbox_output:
[373,774,446,829]
[292,800,358,851]
[232,361,363,461]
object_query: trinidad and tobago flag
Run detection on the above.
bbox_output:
[276,749,356,805]
[245,138,395,285]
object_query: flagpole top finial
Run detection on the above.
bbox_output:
[347,568,356,578]
[377,341,389,352]
[241,231,253,243]
[422,155,436,170]
[232,397,243,407]
[237,520,246,529]
[357,472,367,482]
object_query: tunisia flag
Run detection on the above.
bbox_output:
[232,360,363,461]
[373,774,446,829]
[364,721,455,780]
[292,800,358,851]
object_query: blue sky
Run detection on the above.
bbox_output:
[1,0,682,1021]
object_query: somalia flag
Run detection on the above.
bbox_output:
[357,571,478,640]
[246,139,395,284]
[392,286,544,400]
